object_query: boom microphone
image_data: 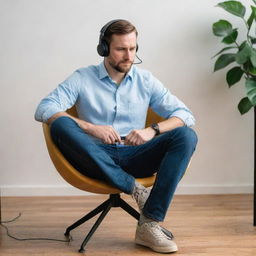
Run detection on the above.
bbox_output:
[133,54,143,64]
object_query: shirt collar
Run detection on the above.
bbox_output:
[98,61,134,81]
[98,61,109,80]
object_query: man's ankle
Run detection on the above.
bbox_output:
[139,213,157,226]
[131,182,151,212]
[132,181,145,194]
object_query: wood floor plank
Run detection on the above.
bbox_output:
[0,194,255,256]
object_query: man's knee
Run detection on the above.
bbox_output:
[51,116,77,129]
[167,126,198,151]
[180,126,197,144]
[50,116,78,137]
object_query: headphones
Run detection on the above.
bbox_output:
[97,19,138,57]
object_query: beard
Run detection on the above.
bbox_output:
[109,59,133,73]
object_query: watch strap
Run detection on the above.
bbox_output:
[151,123,160,136]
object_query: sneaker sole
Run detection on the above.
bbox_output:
[135,237,178,253]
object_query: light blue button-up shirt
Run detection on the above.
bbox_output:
[35,62,195,136]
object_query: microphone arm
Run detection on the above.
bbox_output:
[133,54,143,64]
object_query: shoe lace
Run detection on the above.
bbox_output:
[149,222,169,242]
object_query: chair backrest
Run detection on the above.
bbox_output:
[42,106,163,194]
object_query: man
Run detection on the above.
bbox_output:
[35,19,198,253]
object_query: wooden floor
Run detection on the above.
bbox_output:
[0,194,255,256]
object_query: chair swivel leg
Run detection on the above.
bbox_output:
[119,198,140,219]
[64,198,111,236]
[79,203,112,253]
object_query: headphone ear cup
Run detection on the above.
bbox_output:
[97,43,104,57]
[97,40,109,57]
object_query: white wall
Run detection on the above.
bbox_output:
[0,0,254,196]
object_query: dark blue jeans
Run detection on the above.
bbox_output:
[50,116,198,221]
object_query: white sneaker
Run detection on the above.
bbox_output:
[132,186,151,212]
[135,222,178,253]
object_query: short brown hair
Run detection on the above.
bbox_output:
[103,20,138,45]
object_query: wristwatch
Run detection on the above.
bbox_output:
[151,123,160,136]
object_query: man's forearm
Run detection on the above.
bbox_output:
[125,116,185,146]
[157,117,185,134]
[47,112,92,131]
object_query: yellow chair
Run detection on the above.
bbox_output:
[42,107,174,253]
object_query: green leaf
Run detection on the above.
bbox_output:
[239,40,247,50]
[249,36,256,44]
[217,1,246,18]
[222,29,238,44]
[245,79,256,105]
[212,46,237,58]
[249,66,256,75]
[214,53,236,71]
[226,66,244,86]
[243,59,256,75]
[238,97,253,114]
[247,6,256,30]
[236,43,252,64]
[251,6,256,19]
[247,60,256,75]
[212,20,233,37]
[250,49,256,67]
[247,10,254,30]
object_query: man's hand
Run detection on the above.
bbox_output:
[80,121,121,144]
[124,127,156,146]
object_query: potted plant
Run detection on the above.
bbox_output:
[212,0,256,225]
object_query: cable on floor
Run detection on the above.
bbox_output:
[0,213,73,243]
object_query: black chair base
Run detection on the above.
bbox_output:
[64,193,173,253]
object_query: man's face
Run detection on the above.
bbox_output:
[106,32,137,73]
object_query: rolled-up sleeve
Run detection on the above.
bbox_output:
[34,71,81,123]
[149,75,195,127]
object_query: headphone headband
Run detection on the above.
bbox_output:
[99,19,123,39]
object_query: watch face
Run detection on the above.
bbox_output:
[151,123,160,135]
